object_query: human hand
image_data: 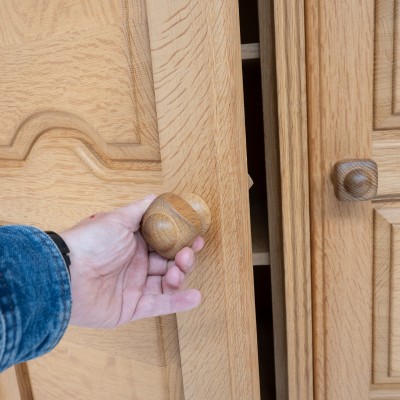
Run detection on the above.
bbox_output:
[60,195,204,328]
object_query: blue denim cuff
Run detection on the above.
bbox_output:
[0,226,72,371]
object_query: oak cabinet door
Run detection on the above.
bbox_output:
[0,1,260,399]
[307,0,400,399]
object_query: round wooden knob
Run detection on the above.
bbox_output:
[333,159,378,201]
[343,168,372,197]
[140,193,211,259]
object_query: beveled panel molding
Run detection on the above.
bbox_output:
[374,0,400,129]
[373,206,400,383]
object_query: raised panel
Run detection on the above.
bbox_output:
[373,206,400,384]
[373,130,400,197]
[0,2,170,399]
[308,0,400,398]
[27,316,183,400]
[390,224,400,376]
[0,0,160,173]
[0,0,259,399]
[374,0,400,129]
[373,1,400,197]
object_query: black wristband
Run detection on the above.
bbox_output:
[45,231,71,276]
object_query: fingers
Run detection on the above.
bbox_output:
[191,236,205,253]
[174,235,204,273]
[148,252,168,275]
[148,235,204,275]
[147,246,196,277]
[144,266,185,295]
[162,266,184,294]
[117,195,157,231]
[143,267,184,294]
[174,247,195,273]
[131,289,202,321]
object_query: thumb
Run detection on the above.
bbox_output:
[117,194,157,231]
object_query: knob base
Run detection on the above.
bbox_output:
[333,159,378,201]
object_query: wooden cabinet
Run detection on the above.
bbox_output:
[6,0,397,399]
[0,1,260,399]
[243,0,400,398]
[307,0,400,398]
[244,0,400,399]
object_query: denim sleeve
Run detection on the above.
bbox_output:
[0,226,71,372]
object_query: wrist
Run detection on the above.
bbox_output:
[45,231,71,276]
[58,231,82,325]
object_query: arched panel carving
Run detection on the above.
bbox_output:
[0,0,161,179]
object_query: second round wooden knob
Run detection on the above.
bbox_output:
[333,159,378,201]
[140,193,211,259]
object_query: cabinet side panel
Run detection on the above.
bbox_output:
[257,0,288,397]
[268,0,313,399]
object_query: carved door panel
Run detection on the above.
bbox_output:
[307,0,400,399]
[0,1,260,399]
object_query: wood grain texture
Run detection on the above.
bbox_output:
[0,367,23,400]
[333,159,378,201]
[259,0,313,398]
[141,193,211,259]
[374,0,400,129]
[0,364,33,400]
[29,342,168,400]
[389,224,400,376]
[372,1,400,200]
[26,318,182,400]
[373,207,395,384]
[0,0,160,168]
[308,0,400,397]
[306,0,374,398]
[15,364,34,400]
[371,384,400,399]
[257,0,288,397]
[372,205,400,384]
[0,0,259,399]
[373,130,400,198]
[146,0,260,398]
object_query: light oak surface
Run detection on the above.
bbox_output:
[373,207,396,385]
[374,0,400,130]
[307,0,374,396]
[305,0,395,399]
[373,130,400,198]
[147,0,260,398]
[257,0,288,396]
[0,368,24,400]
[0,1,259,399]
[259,0,313,398]
[373,206,400,386]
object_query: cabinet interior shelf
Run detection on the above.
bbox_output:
[253,251,270,266]
[251,189,270,266]
[241,43,260,60]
